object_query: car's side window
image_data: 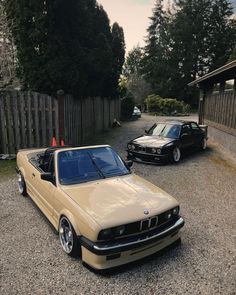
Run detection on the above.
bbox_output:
[181,124,191,135]
[190,122,201,133]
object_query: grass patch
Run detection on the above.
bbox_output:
[0,160,16,181]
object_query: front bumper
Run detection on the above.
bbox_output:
[80,217,184,269]
[127,150,169,164]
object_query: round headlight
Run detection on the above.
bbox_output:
[115,225,125,236]
[165,211,172,220]
[172,206,179,215]
[99,228,113,240]
[131,144,135,150]
[151,148,157,154]
[128,144,132,150]
[156,148,162,154]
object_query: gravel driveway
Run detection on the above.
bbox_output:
[1,114,235,295]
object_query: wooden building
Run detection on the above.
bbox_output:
[189,60,236,154]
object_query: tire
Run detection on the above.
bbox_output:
[59,216,81,257]
[200,138,207,150]
[18,172,27,196]
[172,147,181,163]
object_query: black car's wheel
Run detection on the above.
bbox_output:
[200,138,207,150]
[59,216,81,257]
[172,147,181,163]
[18,172,27,196]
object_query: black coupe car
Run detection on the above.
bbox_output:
[127,120,207,164]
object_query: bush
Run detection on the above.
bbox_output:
[145,95,190,115]
[121,92,135,119]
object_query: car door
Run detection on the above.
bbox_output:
[31,154,56,220]
[180,124,194,149]
[190,122,204,146]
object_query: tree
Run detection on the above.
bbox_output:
[228,46,236,62]
[0,0,17,88]
[143,0,171,96]
[208,0,236,70]
[123,46,152,108]
[143,0,236,106]
[4,0,125,97]
[110,22,125,97]
[123,46,143,78]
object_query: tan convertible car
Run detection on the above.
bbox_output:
[16,145,184,270]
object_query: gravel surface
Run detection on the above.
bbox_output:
[1,114,235,295]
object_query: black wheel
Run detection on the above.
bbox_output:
[172,147,181,163]
[200,138,207,150]
[59,216,81,257]
[18,172,27,196]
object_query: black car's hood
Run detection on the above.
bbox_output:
[131,135,175,147]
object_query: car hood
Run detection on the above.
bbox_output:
[61,174,178,229]
[131,135,175,147]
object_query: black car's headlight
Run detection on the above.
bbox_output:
[156,148,162,154]
[128,144,135,150]
[98,225,126,240]
[151,148,162,154]
[151,147,157,154]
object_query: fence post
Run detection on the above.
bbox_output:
[57,90,65,145]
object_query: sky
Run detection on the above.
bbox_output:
[98,0,236,53]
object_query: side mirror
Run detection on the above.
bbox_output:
[126,160,133,169]
[41,172,54,182]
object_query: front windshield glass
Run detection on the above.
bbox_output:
[148,123,181,139]
[58,147,130,185]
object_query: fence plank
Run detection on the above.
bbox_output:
[12,91,21,151]
[34,93,40,147]
[26,91,33,147]
[0,95,7,153]
[40,95,47,147]
[6,93,14,154]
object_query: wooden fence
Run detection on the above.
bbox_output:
[0,90,120,154]
[64,95,120,145]
[204,90,236,136]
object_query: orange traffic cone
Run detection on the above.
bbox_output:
[51,137,57,147]
[60,139,65,146]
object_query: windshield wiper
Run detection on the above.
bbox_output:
[87,152,105,179]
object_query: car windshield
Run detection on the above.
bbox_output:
[148,123,181,139]
[58,147,130,185]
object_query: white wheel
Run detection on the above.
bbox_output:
[172,147,181,163]
[201,138,207,150]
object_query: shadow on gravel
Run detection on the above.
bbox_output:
[132,148,213,167]
[86,238,183,277]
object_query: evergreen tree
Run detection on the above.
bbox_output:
[123,46,143,78]
[208,0,236,70]
[228,46,236,62]
[143,0,171,96]
[110,22,125,97]
[143,0,236,105]
[4,0,125,98]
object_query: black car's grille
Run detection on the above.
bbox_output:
[134,145,153,154]
[134,145,146,152]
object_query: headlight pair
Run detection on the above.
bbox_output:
[98,225,126,240]
[151,148,162,155]
[165,206,180,220]
[128,144,135,151]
